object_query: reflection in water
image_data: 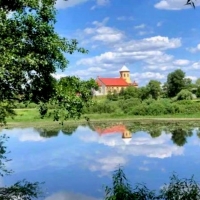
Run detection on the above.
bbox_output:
[2,122,200,199]
[171,128,193,146]
[44,191,100,200]
[38,125,79,138]
[94,124,132,144]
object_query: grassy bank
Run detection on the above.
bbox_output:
[4,108,200,129]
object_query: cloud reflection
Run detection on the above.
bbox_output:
[1,128,46,142]
[78,130,184,159]
[45,191,101,200]
[89,156,127,176]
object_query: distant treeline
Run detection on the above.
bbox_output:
[84,69,200,116]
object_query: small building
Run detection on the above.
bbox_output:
[95,65,138,96]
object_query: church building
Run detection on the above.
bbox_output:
[95,65,138,96]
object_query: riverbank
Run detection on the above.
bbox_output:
[4,108,200,129]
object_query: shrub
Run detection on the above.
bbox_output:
[15,102,26,109]
[196,87,200,98]
[129,104,147,115]
[142,98,156,106]
[176,89,193,100]
[27,102,37,108]
[118,98,141,113]
[147,102,166,115]
[86,101,117,114]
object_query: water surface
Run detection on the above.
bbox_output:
[1,122,200,199]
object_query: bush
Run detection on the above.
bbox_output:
[118,98,141,113]
[27,102,37,108]
[15,102,26,109]
[176,89,193,100]
[86,101,118,114]
[129,104,147,115]
[147,102,166,115]
[196,87,200,98]
[142,98,156,106]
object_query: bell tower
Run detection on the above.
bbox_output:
[120,65,131,84]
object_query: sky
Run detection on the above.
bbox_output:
[53,0,200,86]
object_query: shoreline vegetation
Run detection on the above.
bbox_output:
[4,108,200,129]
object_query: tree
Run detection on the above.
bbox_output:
[0,0,96,124]
[119,86,139,99]
[146,80,161,100]
[166,69,186,97]
[138,86,149,100]
[195,78,200,87]
[49,76,98,123]
[183,78,194,90]
[196,87,200,98]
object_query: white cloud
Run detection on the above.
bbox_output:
[45,191,100,200]
[77,51,174,71]
[82,22,124,44]
[189,62,200,70]
[96,0,110,6]
[75,21,188,83]
[134,24,146,29]
[185,75,197,81]
[55,0,89,9]
[115,36,181,52]
[154,0,200,10]
[91,0,110,10]
[187,44,200,53]
[173,59,190,66]
[117,16,134,21]
[138,30,154,36]
[131,72,165,80]
[52,73,66,80]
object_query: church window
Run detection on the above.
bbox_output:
[124,74,126,77]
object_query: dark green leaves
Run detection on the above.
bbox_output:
[106,168,200,200]
[0,0,87,104]
[46,76,98,123]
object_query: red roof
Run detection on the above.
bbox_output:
[97,77,128,86]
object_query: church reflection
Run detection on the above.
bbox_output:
[94,124,132,144]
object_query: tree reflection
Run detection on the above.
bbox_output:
[171,128,193,147]
[148,128,162,138]
[38,124,78,138]
[0,135,42,199]
[87,121,198,147]
[39,129,59,138]
[62,125,78,136]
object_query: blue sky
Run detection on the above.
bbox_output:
[53,0,200,86]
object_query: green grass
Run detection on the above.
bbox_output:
[4,108,200,129]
